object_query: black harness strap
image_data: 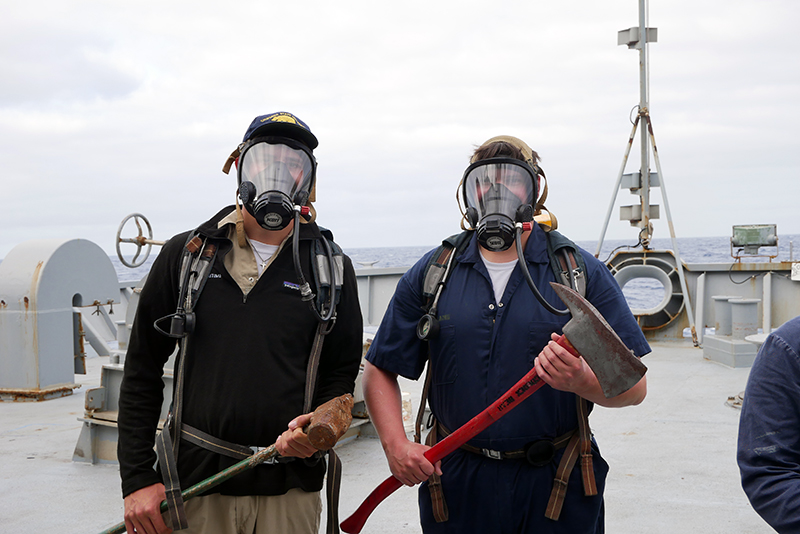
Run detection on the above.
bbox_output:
[156,236,214,530]
[324,450,344,534]
[304,322,329,414]
[413,363,434,446]
[155,423,189,530]
[180,424,255,461]
[424,422,449,523]
[304,319,345,534]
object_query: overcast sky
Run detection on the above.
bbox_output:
[1,0,798,260]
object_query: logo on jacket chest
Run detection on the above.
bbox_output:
[283,281,301,291]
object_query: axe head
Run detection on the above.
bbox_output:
[550,282,647,398]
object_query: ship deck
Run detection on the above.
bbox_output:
[0,341,773,533]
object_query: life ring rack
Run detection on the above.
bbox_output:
[606,250,685,330]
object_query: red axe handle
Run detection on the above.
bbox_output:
[340,340,579,534]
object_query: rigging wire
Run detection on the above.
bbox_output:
[601,236,645,265]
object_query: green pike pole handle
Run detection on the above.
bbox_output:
[98,444,279,534]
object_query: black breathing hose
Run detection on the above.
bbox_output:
[514,225,570,316]
[291,209,336,324]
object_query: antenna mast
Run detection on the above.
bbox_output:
[595,0,698,344]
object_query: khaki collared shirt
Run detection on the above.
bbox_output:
[217,210,293,297]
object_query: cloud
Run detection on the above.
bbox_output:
[0,23,141,106]
[1,0,799,260]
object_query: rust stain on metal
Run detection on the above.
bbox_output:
[28,261,43,309]
[78,316,86,358]
[729,261,793,272]
[624,128,637,154]
[0,300,6,309]
[0,384,79,402]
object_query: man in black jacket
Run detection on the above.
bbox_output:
[117,112,363,534]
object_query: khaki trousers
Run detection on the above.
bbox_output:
[175,489,321,534]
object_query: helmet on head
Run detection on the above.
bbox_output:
[468,135,537,167]
[222,112,318,231]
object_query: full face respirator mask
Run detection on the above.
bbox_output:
[237,136,316,230]
[462,157,539,252]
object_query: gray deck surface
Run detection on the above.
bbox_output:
[0,342,774,533]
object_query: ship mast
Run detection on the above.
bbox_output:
[595,0,698,344]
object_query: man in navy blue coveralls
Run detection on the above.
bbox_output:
[738,315,800,533]
[362,135,650,533]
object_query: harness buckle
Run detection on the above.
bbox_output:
[524,439,557,467]
[481,448,503,460]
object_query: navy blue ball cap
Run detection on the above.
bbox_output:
[243,112,318,150]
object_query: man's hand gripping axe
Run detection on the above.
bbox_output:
[340,283,646,533]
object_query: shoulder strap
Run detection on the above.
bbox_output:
[154,231,220,530]
[421,230,472,306]
[545,230,587,297]
[312,227,344,316]
[542,231,596,520]
[154,231,219,339]
[414,231,472,452]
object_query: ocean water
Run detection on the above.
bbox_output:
[110,233,798,313]
[346,235,799,269]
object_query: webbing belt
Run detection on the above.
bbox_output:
[417,398,596,523]
[180,424,292,463]
[426,422,582,523]
[436,423,575,462]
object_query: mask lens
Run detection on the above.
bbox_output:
[240,141,314,200]
[464,161,535,221]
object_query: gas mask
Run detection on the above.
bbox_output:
[237,136,316,230]
[462,158,538,251]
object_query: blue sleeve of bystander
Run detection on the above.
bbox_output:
[737,317,800,533]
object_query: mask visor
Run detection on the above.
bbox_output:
[463,159,536,222]
[239,139,314,204]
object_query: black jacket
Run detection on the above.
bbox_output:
[117,206,363,498]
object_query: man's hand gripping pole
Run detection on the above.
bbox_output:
[99,394,354,534]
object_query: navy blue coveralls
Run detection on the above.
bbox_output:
[366,226,650,533]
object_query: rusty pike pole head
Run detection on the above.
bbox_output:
[550,282,647,398]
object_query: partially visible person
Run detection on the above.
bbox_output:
[738,315,800,533]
